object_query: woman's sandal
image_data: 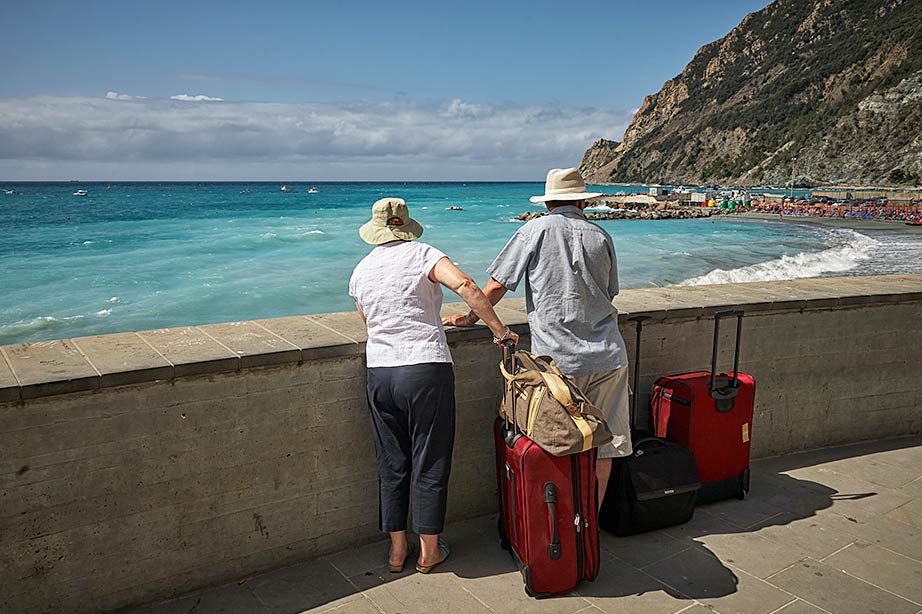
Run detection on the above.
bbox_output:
[415,539,450,574]
[388,548,414,574]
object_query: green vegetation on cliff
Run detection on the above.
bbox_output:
[581,0,922,187]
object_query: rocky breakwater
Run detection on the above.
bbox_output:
[516,204,727,222]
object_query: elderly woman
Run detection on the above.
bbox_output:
[349,197,518,574]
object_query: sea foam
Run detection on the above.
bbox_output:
[681,229,878,285]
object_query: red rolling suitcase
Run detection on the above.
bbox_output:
[494,419,600,597]
[493,345,600,597]
[651,310,756,504]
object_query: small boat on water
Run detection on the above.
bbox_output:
[445,206,464,211]
[280,185,294,192]
[74,190,88,197]
[240,189,252,195]
[3,189,16,195]
[308,187,320,194]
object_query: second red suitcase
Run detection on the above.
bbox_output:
[494,417,600,597]
[651,310,756,504]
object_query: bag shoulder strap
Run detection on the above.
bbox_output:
[539,371,577,412]
[538,371,608,421]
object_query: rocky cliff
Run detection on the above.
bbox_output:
[581,0,922,187]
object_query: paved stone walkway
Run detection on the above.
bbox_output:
[136,437,922,614]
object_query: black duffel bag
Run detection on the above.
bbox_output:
[598,317,700,537]
[600,434,700,536]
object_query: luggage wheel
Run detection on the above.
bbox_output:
[737,468,750,500]
[498,517,510,550]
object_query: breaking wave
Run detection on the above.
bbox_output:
[0,315,85,338]
[681,230,878,285]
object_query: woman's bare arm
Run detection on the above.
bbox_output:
[443,277,508,327]
[429,257,518,345]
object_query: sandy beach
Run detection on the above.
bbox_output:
[734,212,922,234]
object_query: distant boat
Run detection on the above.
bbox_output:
[308,187,320,194]
[3,189,15,195]
[445,206,464,211]
[280,185,294,192]
[74,190,88,197]
[240,189,252,195]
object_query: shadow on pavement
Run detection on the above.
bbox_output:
[134,436,916,613]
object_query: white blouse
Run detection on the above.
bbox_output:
[349,241,453,368]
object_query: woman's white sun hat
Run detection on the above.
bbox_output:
[359,197,425,245]
[529,167,602,203]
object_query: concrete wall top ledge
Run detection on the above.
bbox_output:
[1,274,920,403]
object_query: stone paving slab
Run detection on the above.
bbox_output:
[197,321,301,369]
[768,558,919,614]
[823,541,922,604]
[138,326,239,377]
[307,312,369,344]
[2,339,100,398]
[0,349,20,402]
[252,315,360,361]
[774,599,830,614]
[70,332,173,387]
[132,436,922,614]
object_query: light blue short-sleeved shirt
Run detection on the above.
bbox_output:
[487,205,628,378]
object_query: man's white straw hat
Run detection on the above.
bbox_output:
[359,197,424,245]
[529,167,602,203]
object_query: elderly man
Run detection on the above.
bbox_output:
[444,167,631,506]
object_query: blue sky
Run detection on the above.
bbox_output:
[0,0,770,180]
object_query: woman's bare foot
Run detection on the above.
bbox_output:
[416,534,449,571]
[388,531,409,570]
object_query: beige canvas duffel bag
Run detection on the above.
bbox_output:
[499,349,613,456]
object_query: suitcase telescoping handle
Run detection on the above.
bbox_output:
[503,342,517,374]
[710,310,744,411]
[502,343,520,448]
[629,316,651,432]
[543,482,562,560]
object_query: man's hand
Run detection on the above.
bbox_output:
[442,313,477,328]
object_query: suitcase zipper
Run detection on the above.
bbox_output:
[585,454,597,579]
[505,462,518,547]
[570,456,584,580]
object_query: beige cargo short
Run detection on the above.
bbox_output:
[572,366,632,459]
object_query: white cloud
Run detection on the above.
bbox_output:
[105,91,146,100]
[170,94,225,102]
[0,95,632,179]
[440,98,489,120]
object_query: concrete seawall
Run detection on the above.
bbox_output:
[2,275,922,614]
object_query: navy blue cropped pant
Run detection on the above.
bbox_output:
[366,363,455,535]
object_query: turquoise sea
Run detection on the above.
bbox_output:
[2,182,920,345]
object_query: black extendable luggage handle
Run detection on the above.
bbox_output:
[503,342,517,373]
[629,316,651,432]
[543,482,562,560]
[710,310,744,411]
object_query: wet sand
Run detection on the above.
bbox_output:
[734,212,922,234]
